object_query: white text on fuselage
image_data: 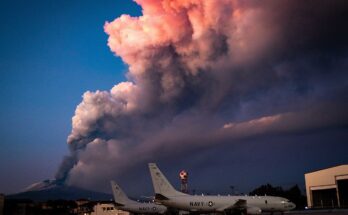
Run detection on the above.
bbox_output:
[189,201,214,207]
[138,207,157,211]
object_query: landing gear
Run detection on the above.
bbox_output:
[223,209,245,215]
[239,208,247,215]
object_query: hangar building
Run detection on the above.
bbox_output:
[305,165,348,208]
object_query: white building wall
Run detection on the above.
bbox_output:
[305,165,348,208]
[89,203,130,215]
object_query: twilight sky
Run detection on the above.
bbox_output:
[1,0,348,196]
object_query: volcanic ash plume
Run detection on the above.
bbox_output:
[56,0,348,188]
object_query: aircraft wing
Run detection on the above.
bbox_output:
[217,199,247,212]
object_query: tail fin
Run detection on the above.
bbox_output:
[148,163,186,198]
[110,181,131,205]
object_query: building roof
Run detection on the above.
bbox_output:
[305,164,348,175]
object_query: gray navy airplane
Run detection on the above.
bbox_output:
[148,163,296,214]
[111,181,167,214]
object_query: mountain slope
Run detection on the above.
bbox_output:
[7,180,112,201]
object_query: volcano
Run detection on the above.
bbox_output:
[6,179,112,201]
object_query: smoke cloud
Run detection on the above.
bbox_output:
[56,0,348,191]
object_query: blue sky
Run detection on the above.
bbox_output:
[0,0,141,194]
[1,0,347,197]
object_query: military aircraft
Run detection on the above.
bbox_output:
[148,163,296,214]
[111,180,167,214]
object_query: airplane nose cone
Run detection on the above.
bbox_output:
[290,203,296,209]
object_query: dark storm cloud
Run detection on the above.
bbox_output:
[56,0,348,191]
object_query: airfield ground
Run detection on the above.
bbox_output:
[284,209,348,215]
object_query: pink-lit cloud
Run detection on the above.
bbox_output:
[56,0,348,191]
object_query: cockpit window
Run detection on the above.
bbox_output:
[281,199,290,204]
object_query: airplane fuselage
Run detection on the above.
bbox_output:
[157,195,295,213]
[148,163,295,214]
[118,201,167,214]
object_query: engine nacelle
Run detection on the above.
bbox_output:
[246,206,262,214]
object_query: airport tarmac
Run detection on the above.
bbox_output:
[284,209,348,214]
